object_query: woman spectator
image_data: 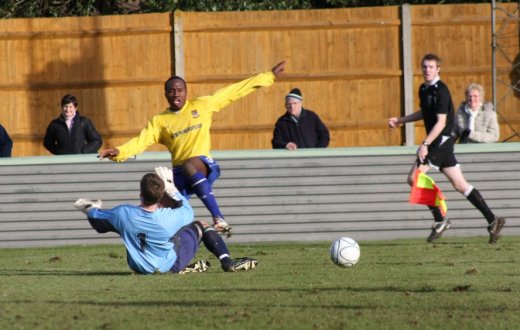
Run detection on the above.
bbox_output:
[455,83,499,143]
[43,94,102,154]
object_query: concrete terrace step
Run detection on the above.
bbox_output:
[1,143,519,247]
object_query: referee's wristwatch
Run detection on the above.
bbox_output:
[421,141,430,147]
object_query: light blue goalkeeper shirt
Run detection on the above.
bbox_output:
[87,194,193,274]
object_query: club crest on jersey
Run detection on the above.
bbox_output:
[191,110,200,118]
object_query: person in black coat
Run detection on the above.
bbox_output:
[0,124,13,157]
[272,88,330,150]
[43,94,103,155]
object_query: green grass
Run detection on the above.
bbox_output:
[0,236,519,330]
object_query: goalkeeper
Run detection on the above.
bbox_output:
[73,167,257,274]
[98,61,287,235]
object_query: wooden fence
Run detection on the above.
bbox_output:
[0,4,519,157]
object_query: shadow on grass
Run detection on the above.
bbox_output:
[8,299,373,310]
[8,296,519,312]
[156,285,516,295]
[373,241,488,247]
[0,269,133,276]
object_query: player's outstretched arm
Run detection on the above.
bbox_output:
[271,60,286,78]
[98,148,120,160]
[73,198,102,215]
[388,111,423,129]
[74,198,118,234]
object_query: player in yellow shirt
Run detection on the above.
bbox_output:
[99,60,286,235]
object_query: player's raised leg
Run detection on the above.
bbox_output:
[182,157,232,235]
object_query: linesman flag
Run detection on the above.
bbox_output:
[409,169,447,216]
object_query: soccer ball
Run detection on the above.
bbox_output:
[330,237,360,267]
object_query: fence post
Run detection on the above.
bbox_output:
[173,10,185,78]
[402,3,415,146]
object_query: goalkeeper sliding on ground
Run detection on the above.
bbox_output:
[73,167,257,274]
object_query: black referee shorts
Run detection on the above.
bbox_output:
[417,135,458,170]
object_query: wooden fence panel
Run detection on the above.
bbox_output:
[0,13,173,156]
[180,7,402,149]
[411,3,520,144]
[0,4,519,156]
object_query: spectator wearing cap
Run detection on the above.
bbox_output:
[272,88,330,150]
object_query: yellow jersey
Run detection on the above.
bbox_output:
[113,71,276,166]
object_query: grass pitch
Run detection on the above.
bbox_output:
[0,236,518,330]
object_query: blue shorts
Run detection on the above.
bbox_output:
[170,223,202,273]
[173,156,221,198]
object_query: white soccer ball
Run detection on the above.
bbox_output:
[330,237,360,267]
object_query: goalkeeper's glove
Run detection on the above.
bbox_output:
[73,198,102,215]
[154,166,181,201]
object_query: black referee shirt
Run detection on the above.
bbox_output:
[418,80,455,141]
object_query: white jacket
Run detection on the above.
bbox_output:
[455,102,499,143]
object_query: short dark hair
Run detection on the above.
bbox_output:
[422,53,442,66]
[61,94,78,107]
[164,76,187,92]
[140,173,165,206]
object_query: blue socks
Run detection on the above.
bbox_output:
[189,172,224,219]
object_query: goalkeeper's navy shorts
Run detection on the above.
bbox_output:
[170,223,201,273]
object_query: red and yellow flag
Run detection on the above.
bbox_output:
[409,169,447,216]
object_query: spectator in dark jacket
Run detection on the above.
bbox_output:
[43,94,103,155]
[272,88,330,150]
[0,124,13,157]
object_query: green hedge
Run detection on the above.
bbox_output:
[0,0,513,19]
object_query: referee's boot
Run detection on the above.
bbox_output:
[488,217,506,244]
[427,218,451,243]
